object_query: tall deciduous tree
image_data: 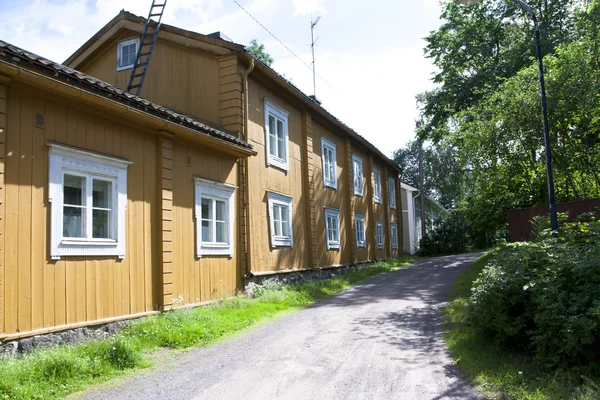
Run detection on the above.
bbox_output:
[247,39,274,66]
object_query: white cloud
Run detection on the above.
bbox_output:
[292,0,326,15]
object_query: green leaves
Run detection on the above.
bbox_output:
[247,39,274,67]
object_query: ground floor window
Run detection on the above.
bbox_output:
[376,220,384,249]
[48,142,131,259]
[355,213,366,248]
[195,178,236,257]
[268,191,294,247]
[391,223,398,249]
[325,208,341,249]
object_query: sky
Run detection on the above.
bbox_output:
[0,0,444,156]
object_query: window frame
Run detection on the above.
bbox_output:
[352,154,363,196]
[48,143,131,260]
[267,191,294,248]
[373,167,382,204]
[264,99,290,172]
[389,176,397,209]
[324,207,341,250]
[117,37,140,71]
[194,178,236,258]
[355,213,366,248]
[321,137,337,190]
[375,219,384,249]
[391,223,399,249]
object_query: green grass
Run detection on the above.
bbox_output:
[0,257,413,400]
[444,253,599,400]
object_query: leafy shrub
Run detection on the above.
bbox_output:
[467,215,600,369]
[419,210,472,256]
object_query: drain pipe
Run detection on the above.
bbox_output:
[242,58,255,277]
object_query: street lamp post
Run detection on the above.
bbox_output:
[458,0,559,233]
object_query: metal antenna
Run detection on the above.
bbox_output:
[310,15,321,98]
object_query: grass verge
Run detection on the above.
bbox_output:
[0,257,414,400]
[444,252,599,400]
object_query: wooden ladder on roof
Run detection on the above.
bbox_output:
[126,0,168,96]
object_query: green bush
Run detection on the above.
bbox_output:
[418,210,472,256]
[467,216,600,369]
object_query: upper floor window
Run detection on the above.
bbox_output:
[388,176,397,209]
[321,137,337,189]
[391,223,399,249]
[355,213,366,248]
[267,191,293,247]
[352,154,363,196]
[117,38,139,71]
[373,167,382,204]
[376,220,384,249]
[48,143,131,259]
[194,178,236,257]
[264,100,290,171]
[325,208,341,250]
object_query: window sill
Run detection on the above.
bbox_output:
[61,239,117,247]
[324,181,337,190]
[117,65,134,72]
[374,198,381,204]
[267,157,289,172]
[327,242,340,250]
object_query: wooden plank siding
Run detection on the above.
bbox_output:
[312,120,351,267]
[80,34,222,126]
[301,112,318,268]
[1,83,159,336]
[372,157,387,260]
[168,140,240,305]
[0,77,6,334]
[246,78,310,274]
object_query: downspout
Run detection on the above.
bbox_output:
[242,58,255,277]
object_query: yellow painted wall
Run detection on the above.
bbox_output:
[312,121,351,266]
[80,33,221,125]
[2,83,159,336]
[246,78,310,273]
[168,139,241,305]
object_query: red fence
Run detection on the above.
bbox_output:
[507,198,600,242]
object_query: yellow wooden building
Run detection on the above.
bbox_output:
[0,10,403,339]
[0,39,255,340]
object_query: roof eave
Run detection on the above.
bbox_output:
[240,53,402,174]
[0,60,255,158]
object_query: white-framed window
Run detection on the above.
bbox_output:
[391,223,399,249]
[325,208,341,250]
[373,167,382,204]
[267,191,293,247]
[321,137,337,189]
[355,213,366,248]
[264,100,290,171]
[117,37,139,71]
[376,219,384,249]
[194,178,235,257]
[352,154,363,196]
[388,177,397,209]
[48,143,132,259]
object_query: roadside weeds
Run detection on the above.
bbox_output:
[0,257,414,400]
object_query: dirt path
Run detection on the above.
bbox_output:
[80,254,483,400]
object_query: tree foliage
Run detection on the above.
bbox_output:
[247,39,274,66]
[404,0,600,247]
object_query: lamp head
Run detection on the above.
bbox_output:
[457,0,482,4]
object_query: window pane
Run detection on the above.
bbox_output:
[63,206,85,238]
[64,174,85,206]
[216,221,226,243]
[281,206,289,237]
[277,136,285,160]
[93,179,112,209]
[273,205,281,236]
[202,220,211,242]
[93,209,111,238]
[202,199,212,220]
[269,115,277,156]
[216,200,226,222]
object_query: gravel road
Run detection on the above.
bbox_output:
[80,254,483,400]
